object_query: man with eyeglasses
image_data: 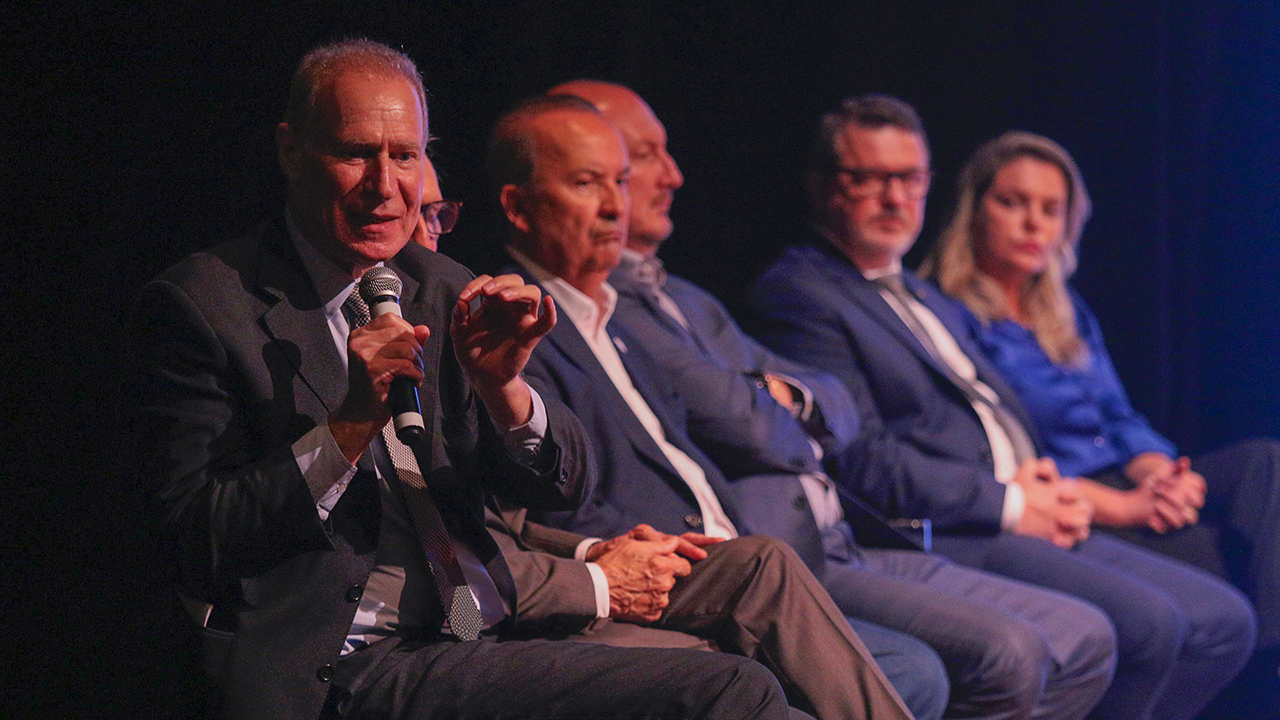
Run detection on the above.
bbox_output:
[749,94,1258,720]
[410,162,461,252]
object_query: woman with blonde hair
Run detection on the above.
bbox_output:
[925,131,1280,708]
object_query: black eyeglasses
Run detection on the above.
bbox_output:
[422,200,463,235]
[829,167,933,200]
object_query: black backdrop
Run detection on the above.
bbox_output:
[9,2,1278,716]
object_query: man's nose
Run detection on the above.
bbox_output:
[882,176,910,205]
[601,183,625,217]
[662,152,685,189]
[364,155,396,199]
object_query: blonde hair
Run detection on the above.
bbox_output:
[922,131,1092,365]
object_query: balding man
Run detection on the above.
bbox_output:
[490,94,917,720]
[129,40,793,720]
[548,80,1120,720]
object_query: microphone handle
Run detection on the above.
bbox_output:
[364,291,428,442]
[390,375,426,444]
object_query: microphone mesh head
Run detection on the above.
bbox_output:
[359,267,403,302]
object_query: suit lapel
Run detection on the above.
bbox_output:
[808,244,954,381]
[614,275,708,357]
[910,275,1044,451]
[541,312,684,478]
[253,220,347,418]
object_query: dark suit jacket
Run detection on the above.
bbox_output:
[748,239,1042,533]
[610,267,915,556]
[127,218,591,720]
[502,263,766,544]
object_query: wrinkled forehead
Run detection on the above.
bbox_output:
[309,70,428,144]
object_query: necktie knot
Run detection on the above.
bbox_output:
[872,273,909,298]
[632,255,667,289]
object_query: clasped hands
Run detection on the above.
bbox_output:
[329,274,555,462]
[585,524,723,624]
[1013,458,1094,550]
[1124,453,1206,533]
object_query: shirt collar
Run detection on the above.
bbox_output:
[507,245,617,338]
[287,210,384,318]
[860,259,903,282]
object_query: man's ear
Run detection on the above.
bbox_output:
[500,183,532,235]
[276,122,301,182]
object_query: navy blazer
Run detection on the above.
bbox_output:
[503,263,776,545]
[610,267,916,556]
[610,268,861,476]
[748,240,1043,533]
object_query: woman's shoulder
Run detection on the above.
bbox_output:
[1065,285,1103,339]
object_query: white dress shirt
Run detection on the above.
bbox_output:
[511,247,740,541]
[863,261,1026,530]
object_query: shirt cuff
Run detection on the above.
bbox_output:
[1000,481,1026,531]
[492,384,548,464]
[293,424,359,520]
[584,562,611,619]
[574,537,604,562]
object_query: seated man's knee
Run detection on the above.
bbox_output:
[717,535,806,578]
[695,653,790,719]
[1115,588,1186,670]
[975,620,1054,709]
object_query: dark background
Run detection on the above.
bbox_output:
[9,1,1278,717]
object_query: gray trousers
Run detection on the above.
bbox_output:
[568,535,914,720]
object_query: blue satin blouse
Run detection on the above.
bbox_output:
[956,288,1176,478]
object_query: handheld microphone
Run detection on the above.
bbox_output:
[358,267,426,443]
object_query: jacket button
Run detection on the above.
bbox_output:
[684,513,703,528]
[793,495,809,510]
[346,584,364,602]
[316,664,334,682]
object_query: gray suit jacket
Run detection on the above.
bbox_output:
[128,217,592,720]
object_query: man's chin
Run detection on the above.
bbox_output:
[340,231,411,263]
[627,224,672,252]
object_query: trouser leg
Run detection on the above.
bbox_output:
[844,615,950,720]
[658,535,914,720]
[936,532,1254,720]
[332,634,790,720]
[1192,438,1280,649]
[828,548,1114,720]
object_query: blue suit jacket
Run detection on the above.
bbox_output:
[748,240,1043,533]
[611,267,918,554]
[611,269,861,470]
[506,272,742,529]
